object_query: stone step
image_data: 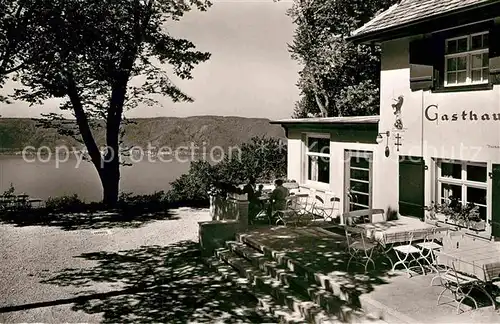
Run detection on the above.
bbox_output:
[203,256,307,323]
[215,248,347,323]
[236,232,355,304]
[233,232,407,324]
[226,241,355,320]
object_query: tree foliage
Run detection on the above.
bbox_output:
[3,0,211,205]
[286,0,398,117]
[168,136,287,206]
[0,0,40,101]
[212,136,287,184]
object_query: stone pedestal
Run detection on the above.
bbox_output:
[199,196,249,256]
[236,199,249,230]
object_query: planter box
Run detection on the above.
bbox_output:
[444,219,468,229]
[468,220,486,231]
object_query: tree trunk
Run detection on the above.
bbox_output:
[314,92,329,117]
[100,158,120,207]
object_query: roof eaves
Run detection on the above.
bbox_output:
[349,3,400,39]
[347,0,500,44]
[270,116,380,125]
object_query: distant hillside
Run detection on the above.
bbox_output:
[0,116,286,152]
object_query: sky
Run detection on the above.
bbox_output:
[0,0,300,120]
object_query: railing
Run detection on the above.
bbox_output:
[0,194,44,211]
[210,194,242,221]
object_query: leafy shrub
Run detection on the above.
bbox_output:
[1,183,15,197]
[118,191,169,213]
[45,194,85,212]
[167,136,287,207]
[212,136,287,184]
[167,160,215,207]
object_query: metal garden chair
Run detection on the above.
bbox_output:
[345,225,378,273]
[391,230,428,277]
[436,260,480,314]
[312,192,340,222]
[272,195,302,226]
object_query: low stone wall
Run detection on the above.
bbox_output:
[200,197,249,256]
[198,220,241,256]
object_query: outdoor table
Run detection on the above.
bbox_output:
[356,219,450,271]
[357,219,449,246]
[436,234,500,282]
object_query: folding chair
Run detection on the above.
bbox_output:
[272,195,301,227]
[313,193,340,222]
[415,227,445,275]
[345,225,378,273]
[436,260,480,314]
[293,193,317,225]
[391,230,427,277]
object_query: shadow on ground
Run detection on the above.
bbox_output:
[0,208,182,230]
[242,226,400,310]
[0,241,275,323]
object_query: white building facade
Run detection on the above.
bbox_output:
[272,0,500,240]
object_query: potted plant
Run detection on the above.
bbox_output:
[426,199,486,231]
[426,197,466,228]
[464,203,485,231]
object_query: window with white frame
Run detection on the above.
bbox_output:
[306,135,330,184]
[436,160,488,220]
[445,32,489,86]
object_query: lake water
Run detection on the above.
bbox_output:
[0,155,195,202]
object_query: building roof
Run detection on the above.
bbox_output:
[348,0,499,43]
[270,115,380,125]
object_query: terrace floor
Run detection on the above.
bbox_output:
[238,225,500,323]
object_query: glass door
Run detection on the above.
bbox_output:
[344,150,373,212]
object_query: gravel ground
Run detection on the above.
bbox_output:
[0,208,276,323]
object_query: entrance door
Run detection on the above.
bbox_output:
[399,156,425,219]
[344,150,373,212]
[492,164,500,239]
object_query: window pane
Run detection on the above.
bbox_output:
[308,137,330,154]
[355,193,370,207]
[457,56,467,70]
[457,71,467,84]
[352,204,368,212]
[472,35,482,50]
[483,68,489,81]
[308,156,317,181]
[350,168,369,181]
[441,162,461,179]
[472,54,482,69]
[447,39,457,54]
[350,156,370,169]
[447,72,457,84]
[483,33,489,48]
[467,187,486,205]
[483,53,489,67]
[350,181,369,195]
[477,206,487,221]
[317,157,329,183]
[457,38,468,52]
[467,164,487,182]
[308,155,329,183]
[472,69,482,82]
[447,57,456,71]
[441,183,462,202]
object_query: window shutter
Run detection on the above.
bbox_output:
[409,36,444,91]
[432,35,446,89]
[489,24,500,85]
[409,38,434,91]
[492,164,500,238]
[301,133,307,183]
